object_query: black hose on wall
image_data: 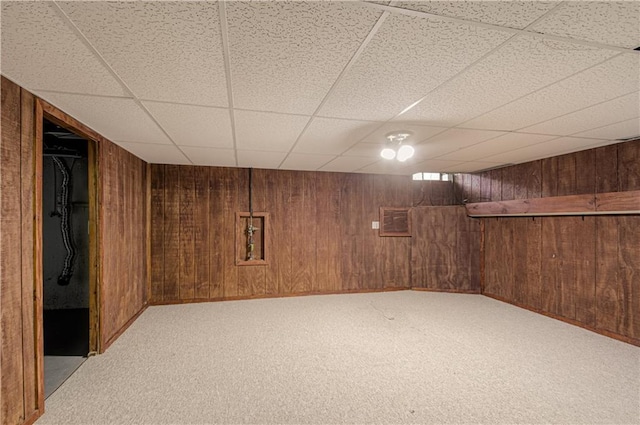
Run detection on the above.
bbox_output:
[52,156,76,286]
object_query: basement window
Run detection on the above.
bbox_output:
[412,172,450,181]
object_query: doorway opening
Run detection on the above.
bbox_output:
[41,118,93,398]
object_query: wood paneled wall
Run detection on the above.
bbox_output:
[411,207,481,292]
[456,140,640,203]
[1,77,39,425]
[411,180,457,206]
[465,139,640,345]
[150,166,416,303]
[98,141,148,350]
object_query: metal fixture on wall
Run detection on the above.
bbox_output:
[51,156,76,286]
[380,131,415,162]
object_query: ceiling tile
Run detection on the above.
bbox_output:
[37,92,171,144]
[480,136,607,164]
[280,153,335,171]
[0,2,126,96]
[396,1,558,29]
[442,161,506,173]
[235,111,310,152]
[181,147,237,167]
[521,92,640,136]
[237,151,287,169]
[530,2,640,49]
[400,36,616,127]
[226,1,382,115]
[318,13,512,121]
[143,101,233,148]
[385,159,464,174]
[294,118,379,155]
[319,156,378,173]
[343,143,382,158]
[437,133,558,161]
[58,1,228,106]
[359,122,448,144]
[115,142,191,165]
[463,54,640,131]
[416,128,507,159]
[574,118,640,141]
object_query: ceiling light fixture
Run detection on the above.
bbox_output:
[380,131,414,162]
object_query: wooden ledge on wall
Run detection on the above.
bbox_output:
[465,190,640,217]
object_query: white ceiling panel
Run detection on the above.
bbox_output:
[416,128,507,159]
[37,92,171,145]
[319,156,378,173]
[358,161,416,175]
[401,159,466,174]
[235,111,310,152]
[181,147,236,167]
[359,122,448,145]
[480,136,608,164]
[396,1,559,30]
[437,133,558,162]
[226,1,381,115]
[294,118,379,155]
[318,13,513,121]
[343,143,382,158]
[280,153,336,171]
[237,150,287,169]
[463,54,640,131]
[443,161,506,173]
[143,101,233,148]
[115,142,191,165]
[522,92,640,136]
[574,118,640,141]
[58,1,228,106]
[530,2,640,49]
[0,2,126,96]
[401,36,616,126]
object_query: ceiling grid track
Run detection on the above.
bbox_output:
[218,1,239,167]
[50,1,194,165]
[276,7,393,169]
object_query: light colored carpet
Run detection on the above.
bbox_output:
[36,291,640,424]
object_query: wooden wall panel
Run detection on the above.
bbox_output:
[618,139,640,191]
[411,207,480,292]
[411,180,455,206]
[150,168,419,302]
[150,165,165,303]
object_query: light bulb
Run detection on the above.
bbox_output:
[396,145,415,162]
[380,148,396,160]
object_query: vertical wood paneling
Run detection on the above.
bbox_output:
[222,168,240,297]
[179,167,195,300]
[574,216,596,327]
[275,171,292,294]
[1,75,26,425]
[150,165,165,303]
[208,167,225,298]
[556,154,576,196]
[340,173,362,291]
[595,145,618,193]
[193,167,210,299]
[617,139,640,191]
[575,150,596,195]
[618,216,640,339]
[541,157,558,197]
[315,172,342,292]
[595,217,622,334]
[163,165,180,301]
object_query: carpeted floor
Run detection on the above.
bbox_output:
[36,291,640,424]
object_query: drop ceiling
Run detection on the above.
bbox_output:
[1,1,639,175]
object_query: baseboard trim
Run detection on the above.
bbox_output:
[23,409,42,425]
[150,287,409,306]
[483,293,640,347]
[101,303,148,353]
[411,287,481,294]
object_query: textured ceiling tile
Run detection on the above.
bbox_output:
[401,36,616,126]
[115,142,191,165]
[235,111,310,152]
[318,13,512,121]
[181,147,236,167]
[521,92,640,136]
[442,161,506,173]
[237,150,287,169]
[530,2,640,49]
[417,128,506,159]
[437,133,558,161]
[359,122,448,144]
[396,1,558,29]
[294,118,380,155]
[226,1,381,115]
[358,161,413,175]
[280,153,335,171]
[0,2,126,96]
[143,101,233,148]
[464,54,640,131]
[480,136,606,164]
[38,92,171,144]
[402,159,466,174]
[319,156,378,173]
[574,118,640,141]
[343,143,382,158]
[58,1,228,106]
